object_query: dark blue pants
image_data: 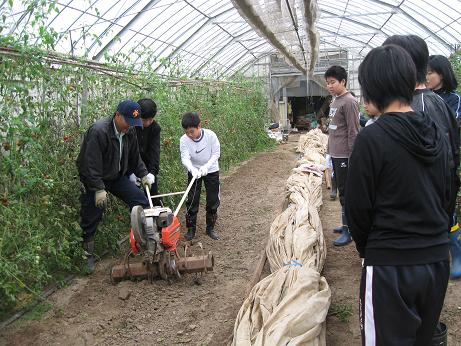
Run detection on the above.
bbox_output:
[80,175,149,242]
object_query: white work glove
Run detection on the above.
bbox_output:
[198,166,208,178]
[146,173,155,184]
[95,189,107,209]
[190,167,199,179]
[141,173,155,190]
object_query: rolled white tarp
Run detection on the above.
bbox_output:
[232,265,330,346]
[232,129,331,345]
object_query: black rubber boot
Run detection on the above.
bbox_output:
[206,228,220,240]
[185,227,196,241]
[185,213,197,240]
[206,212,219,240]
[83,240,95,273]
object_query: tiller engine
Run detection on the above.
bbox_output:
[111,177,214,282]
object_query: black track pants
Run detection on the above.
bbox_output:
[360,261,449,346]
[185,171,220,228]
[331,157,348,207]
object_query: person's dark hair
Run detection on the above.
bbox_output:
[358,44,416,112]
[382,35,428,85]
[428,55,458,92]
[137,98,157,119]
[181,112,201,129]
[324,65,348,84]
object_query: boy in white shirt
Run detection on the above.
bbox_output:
[180,112,221,240]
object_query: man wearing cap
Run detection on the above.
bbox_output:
[76,100,155,273]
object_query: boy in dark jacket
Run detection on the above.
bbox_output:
[129,98,161,205]
[427,54,461,119]
[383,35,461,279]
[346,45,451,345]
[77,100,154,272]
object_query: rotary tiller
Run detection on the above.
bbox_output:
[110,177,214,282]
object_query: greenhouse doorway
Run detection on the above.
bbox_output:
[288,96,328,130]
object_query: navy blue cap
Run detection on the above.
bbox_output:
[116,100,142,127]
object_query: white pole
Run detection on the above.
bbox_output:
[174,176,197,217]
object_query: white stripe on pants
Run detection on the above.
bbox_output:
[364,266,376,346]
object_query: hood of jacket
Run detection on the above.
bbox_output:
[376,111,445,164]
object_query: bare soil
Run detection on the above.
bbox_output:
[0,136,298,346]
[1,133,460,346]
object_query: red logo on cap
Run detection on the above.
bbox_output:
[132,109,139,118]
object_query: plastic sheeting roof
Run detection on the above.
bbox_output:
[2,0,461,78]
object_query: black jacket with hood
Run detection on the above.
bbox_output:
[77,116,148,191]
[412,88,460,220]
[135,121,161,176]
[345,111,451,266]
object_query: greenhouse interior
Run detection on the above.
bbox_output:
[1,0,461,345]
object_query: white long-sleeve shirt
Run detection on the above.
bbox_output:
[180,129,220,173]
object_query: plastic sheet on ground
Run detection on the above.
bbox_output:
[232,266,330,346]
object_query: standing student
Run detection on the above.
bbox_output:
[325,65,360,246]
[346,44,451,345]
[129,98,161,205]
[426,55,461,278]
[180,112,221,241]
[427,55,461,119]
[383,35,460,280]
[364,101,381,126]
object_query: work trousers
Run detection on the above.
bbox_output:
[185,171,220,229]
[360,261,449,346]
[331,157,349,207]
[80,175,149,242]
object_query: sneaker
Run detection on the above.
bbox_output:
[185,228,196,241]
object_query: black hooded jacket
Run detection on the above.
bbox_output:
[345,111,451,266]
[135,121,161,176]
[412,88,460,219]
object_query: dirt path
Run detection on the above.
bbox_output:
[321,185,461,345]
[0,135,300,346]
